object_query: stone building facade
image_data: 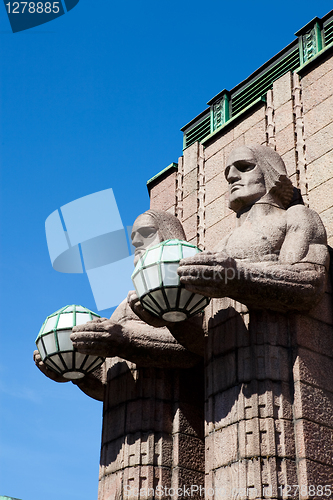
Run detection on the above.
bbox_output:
[147,12,333,499]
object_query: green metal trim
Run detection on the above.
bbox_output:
[209,91,231,134]
[181,11,332,150]
[324,19,333,45]
[201,96,266,146]
[295,39,333,75]
[146,163,178,188]
[180,108,210,132]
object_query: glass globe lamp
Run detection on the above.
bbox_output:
[35,305,104,380]
[131,239,210,322]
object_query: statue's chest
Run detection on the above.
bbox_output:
[223,216,286,260]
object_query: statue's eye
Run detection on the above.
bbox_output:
[140,227,157,238]
[237,161,256,172]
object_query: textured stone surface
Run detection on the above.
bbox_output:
[204,149,225,182]
[302,69,333,113]
[272,71,292,109]
[182,191,198,221]
[183,142,199,175]
[183,168,198,198]
[233,107,266,139]
[281,149,297,177]
[320,207,333,242]
[205,173,227,206]
[205,195,227,228]
[308,175,333,214]
[244,119,266,145]
[177,141,331,499]
[303,93,333,138]
[150,171,176,212]
[274,100,294,133]
[307,149,333,191]
[275,123,295,156]
[204,129,234,160]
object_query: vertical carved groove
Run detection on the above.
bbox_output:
[266,89,276,149]
[293,72,309,206]
[176,157,184,222]
[197,144,205,250]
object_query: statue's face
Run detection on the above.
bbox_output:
[225,146,266,213]
[131,213,161,266]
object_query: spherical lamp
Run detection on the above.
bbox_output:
[35,305,104,380]
[131,239,210,322]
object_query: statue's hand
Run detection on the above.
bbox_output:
[127,290,172,327]
[33,350,68,383]
[71,318,124,357]
[177,251,237,297]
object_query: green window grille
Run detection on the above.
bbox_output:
[231,47,299,116]
[182,113,210,149]
[324,19,333,46]
[296,19,323,65]
[181,10,333,150]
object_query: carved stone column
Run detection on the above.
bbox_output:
[205,301,298,499]
[98,358,205,500]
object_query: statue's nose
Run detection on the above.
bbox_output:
[226,165,241,183]
[132,232,143,247]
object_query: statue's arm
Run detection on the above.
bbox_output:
[71,300,202,368]
[128,290,205,356]
[33,350,105,401]
[178,206,329,312]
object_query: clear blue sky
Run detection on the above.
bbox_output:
[0,2,332,499]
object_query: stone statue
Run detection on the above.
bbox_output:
[34,209,205,500]
[172,144,331,497]
[178,144,329,311]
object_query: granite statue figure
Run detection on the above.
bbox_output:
[34,209,205,500]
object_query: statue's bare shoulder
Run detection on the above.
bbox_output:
[286,204,327,242]
[282,204,329,268]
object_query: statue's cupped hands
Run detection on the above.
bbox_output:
[177,251,238,297]
[71,318,124,358]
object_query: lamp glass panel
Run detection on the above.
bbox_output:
[76,312,91,325]
[182,246,199,259]
[189,299,208,315]
[75,305,88,312]
[64,371,85,380]
[187,293,205,311]
[43,332,57,355]
[133,270,147,297]
[142,264,160,290]
[150,289,168,309]
[162,244,181,262]
[44,315,58,333]
[178,288,194,308]
[141,296,161,314]
[48,353,65,371]
[84,357,103,372]
[61,351,74,369]
[161,263,180,286]
[91,314,100,320]
[44,358,62,373]
[75,352,87,369]
[140,300,159,316]
[37,339,46,360]
[164,287,179,308]
[57,313,74,329]
[144,246,162,266]
[57,329,74,351]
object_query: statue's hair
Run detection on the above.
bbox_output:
[246,144,294,208]
[144,209,186,241]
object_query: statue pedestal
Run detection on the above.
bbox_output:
[98,358,205,500]
[205,290,333,499]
